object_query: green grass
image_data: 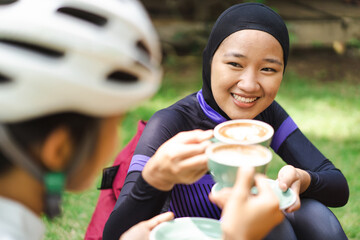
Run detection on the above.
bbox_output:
[44,55,360,239]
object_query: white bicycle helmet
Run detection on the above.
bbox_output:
[0,0,162,218]
[0,0,162,123]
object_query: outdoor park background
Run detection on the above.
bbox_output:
[44,0,360,239]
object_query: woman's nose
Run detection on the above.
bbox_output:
[236,69,260,92]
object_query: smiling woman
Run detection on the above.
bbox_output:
[103,3,349,240]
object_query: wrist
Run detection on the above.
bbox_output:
[142,163,174,191]
[296,168,311,193]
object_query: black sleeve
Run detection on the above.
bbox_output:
[115,109,187,208]
[278,129,349,207]
[102,173,171,240]
[261,102,349,207]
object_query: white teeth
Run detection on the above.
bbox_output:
[232,94,258,103]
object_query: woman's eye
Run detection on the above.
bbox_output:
[262,67,277,72]
[228,62,241,67]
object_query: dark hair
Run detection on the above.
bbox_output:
[0,112,98,174]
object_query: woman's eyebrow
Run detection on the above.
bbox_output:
[223,52,246,58]
[264,58,283,66]
[223,52,283,66]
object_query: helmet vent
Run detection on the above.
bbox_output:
[107,71,138,83]
[137,41,150,60]
[0,39,64,58]
[0,72,11,83]
[57,7,107,27]
[0,0,18,5]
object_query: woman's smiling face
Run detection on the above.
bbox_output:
[211,29,284,120]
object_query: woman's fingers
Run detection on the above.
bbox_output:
[157,130,212,161]
[171,129,213,144]
[143,129,214,190]
[164,141,211,160]
[277,165,301,212]
[277,165,300,192]
[285,199,300,213]
[177,152,208,169]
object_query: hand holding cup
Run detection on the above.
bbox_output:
[210,167,284,240]
[143,129,213,191]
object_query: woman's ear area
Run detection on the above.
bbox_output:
[40,126,73,172]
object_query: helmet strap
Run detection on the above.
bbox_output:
[0,120,100,218]
[43,120,99,219]
[0,125,43,181]
[44,172,65,218]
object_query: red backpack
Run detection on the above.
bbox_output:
[84,120,147,240]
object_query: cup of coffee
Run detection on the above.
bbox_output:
[213,119,274,147]
[206,143,272,189]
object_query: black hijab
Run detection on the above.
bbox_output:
[202,2,289,119]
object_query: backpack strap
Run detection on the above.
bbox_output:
[84,120,147,240]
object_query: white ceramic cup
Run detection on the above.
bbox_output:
[213,119,274,147]
[206,143,272,189]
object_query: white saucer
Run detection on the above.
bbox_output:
[150,217,222,240]
[211,179,296,210]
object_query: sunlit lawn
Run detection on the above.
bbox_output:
[44,55,360,239]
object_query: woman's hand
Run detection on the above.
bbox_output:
[277,165,311,213]
[119,212,174,240]
[142,129,213,191]
[210,167,284,240]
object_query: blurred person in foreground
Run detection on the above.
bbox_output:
[0,0,163,239]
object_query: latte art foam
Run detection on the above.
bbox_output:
[219,123,267,143]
